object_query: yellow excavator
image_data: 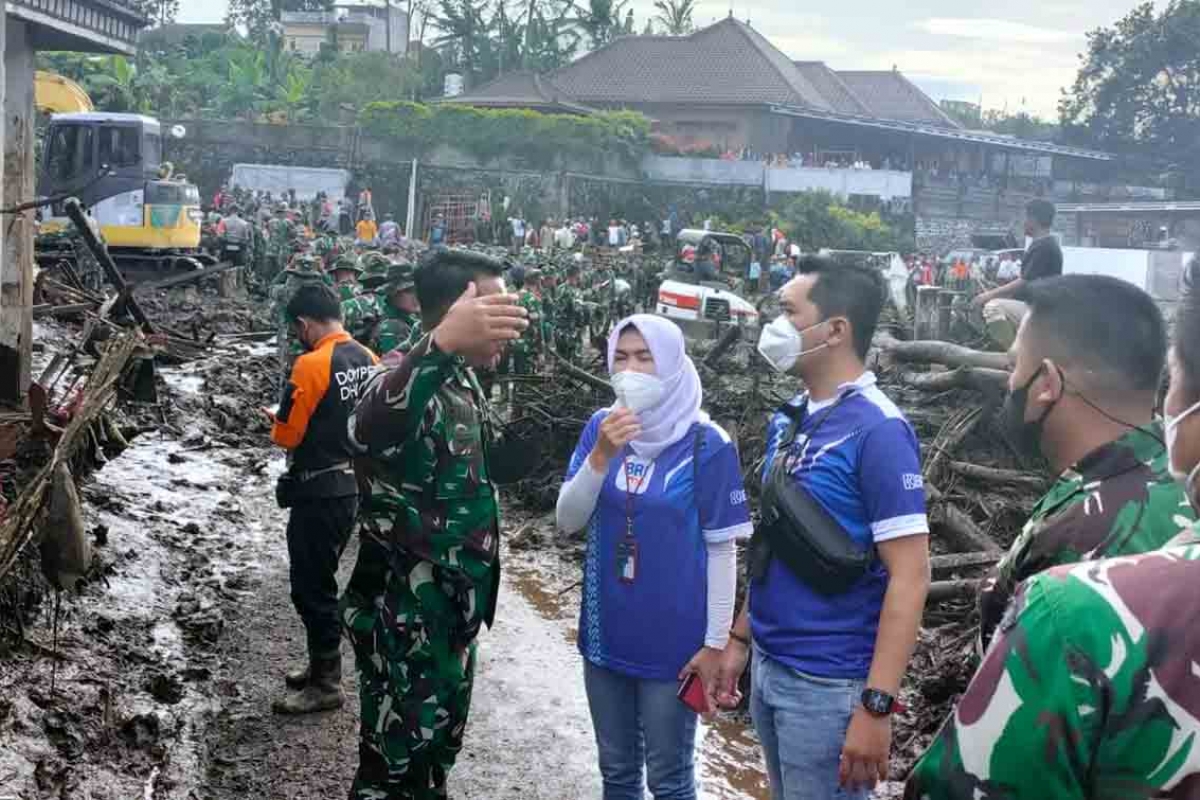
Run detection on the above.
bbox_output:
[35,70,209,273]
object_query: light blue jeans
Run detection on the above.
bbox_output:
[750,648,868,800]
[584,660,699,800]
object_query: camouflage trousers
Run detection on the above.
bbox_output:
[341,538,478,800]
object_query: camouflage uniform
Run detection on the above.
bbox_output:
[266,210,297,279]
[977,422,1196,650]
[553,283,584,362]
[373,263,422,356]
[906,528,1200,800]
[270,255,327,385]
[342,332,500,799]
[510,285,544,374]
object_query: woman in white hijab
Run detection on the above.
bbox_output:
[557,315,753,799]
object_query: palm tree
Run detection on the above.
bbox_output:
[573,0,629,49]
[432,0,492,87]
[652,0,695,35]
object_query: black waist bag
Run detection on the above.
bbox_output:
[751,396,873,595]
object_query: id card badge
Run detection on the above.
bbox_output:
[616,535,638,584]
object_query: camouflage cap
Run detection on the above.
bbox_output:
[330,254,363,275]
[284,254,323,275]
[359,251,392,287]
[379,261,416,294]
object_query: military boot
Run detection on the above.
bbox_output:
[283,663,309,690]
[272,654,344,714]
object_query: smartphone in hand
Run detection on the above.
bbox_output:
[677,673,711,714]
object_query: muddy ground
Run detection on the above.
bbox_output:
[0,286,940,799]
[0,299,785,800]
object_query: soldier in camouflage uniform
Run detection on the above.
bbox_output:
[372,262,422,357]
[553,263,586,363]
[341,255,382,348]
[329,254,364,302]
[909,264,1200,798]
[266,203,297,280]
[510,268,546,375]
[342,249,528,798]
[976,275,1195,651]
[907,532,1200,800]
[271,255,328,386]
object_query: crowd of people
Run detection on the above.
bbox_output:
[242,181,1200,800]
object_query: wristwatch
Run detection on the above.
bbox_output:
[860,688,898,717]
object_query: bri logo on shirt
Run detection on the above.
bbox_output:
[902,473,924,491]
[616,458,655,495]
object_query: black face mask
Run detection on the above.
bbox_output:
[1001,364,1059,459]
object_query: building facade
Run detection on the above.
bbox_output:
[282,4,408,56]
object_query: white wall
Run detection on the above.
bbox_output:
[640,155,912,199]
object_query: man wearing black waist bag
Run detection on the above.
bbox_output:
[268,284,378,714]
[716,256,930,799]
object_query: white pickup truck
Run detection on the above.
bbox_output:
[655,229,760,336]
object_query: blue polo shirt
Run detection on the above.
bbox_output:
[749,372,928,679]
[566,412,753,681]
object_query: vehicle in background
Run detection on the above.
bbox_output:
[35,72,208,275]
[655,229,759,337]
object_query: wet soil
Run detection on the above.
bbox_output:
[1,334,784,799]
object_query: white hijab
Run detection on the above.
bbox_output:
[606,314,708,460]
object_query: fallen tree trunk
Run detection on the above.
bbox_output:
[930,551,1001,576]
[549,349,612,394]
[923,407,983,484]
[948,461,1046,488]
[926,578,981,604]
[895,367,1009,393]
[935,504,1000,554]
[33,302,97,319]
[877,335,1010,371]
[64,198,155,334]
[134,260,236,292]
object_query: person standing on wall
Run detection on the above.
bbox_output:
[972,199,1063,349]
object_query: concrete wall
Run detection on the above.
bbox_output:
[0,18,33,403]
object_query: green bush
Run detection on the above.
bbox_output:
[358,102,651,169]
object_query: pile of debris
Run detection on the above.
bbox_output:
[0,330,146,635]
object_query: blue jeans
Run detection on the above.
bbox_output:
[583,660,698,800]
[750,648,867,800]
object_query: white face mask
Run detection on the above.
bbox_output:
[1166,398,1200,481]
[756,315,828,373]
[611,370,665,414]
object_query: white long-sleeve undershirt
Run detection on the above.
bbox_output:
[555,457,738,650]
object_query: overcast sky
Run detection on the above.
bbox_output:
[179,0,1138,118]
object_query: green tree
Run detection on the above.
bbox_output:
[133,0,180,24]
[777,190,905,252]
[573,0,630,49]
[652,0,694,35]
[1060,0,1200,170]
[432,0,493,87]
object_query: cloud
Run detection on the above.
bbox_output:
[915,18,1079,44]
[866,45,1075,117]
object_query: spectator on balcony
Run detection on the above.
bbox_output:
[973,199,1063,349]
